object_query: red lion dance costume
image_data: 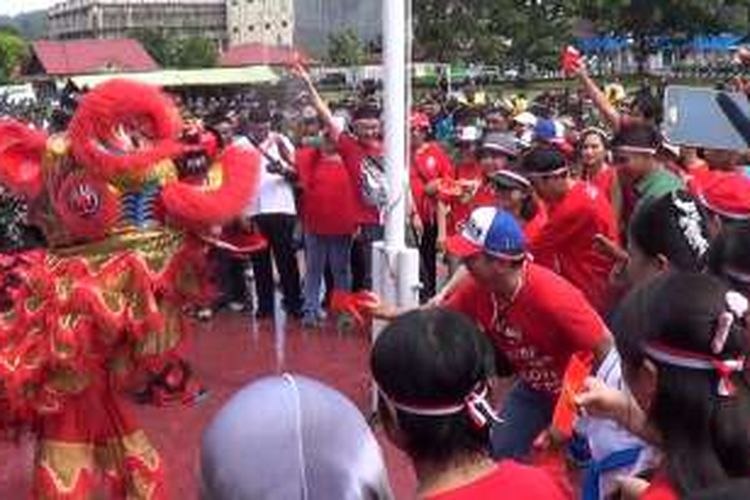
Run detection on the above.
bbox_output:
[0,80,260,499]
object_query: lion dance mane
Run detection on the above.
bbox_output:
[0,79,260,499]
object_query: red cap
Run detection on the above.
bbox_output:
[695,171,750,220]
[410,111,431,130]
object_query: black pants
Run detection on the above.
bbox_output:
[251,213,303,315]
[419,222,438,303]
[351,224,384,292]
[212,248,246,307]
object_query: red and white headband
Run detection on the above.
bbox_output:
[643,291,749,397]
[379,382,503,429]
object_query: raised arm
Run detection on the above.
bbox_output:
[291,63,341,141]
[575,65,622,130]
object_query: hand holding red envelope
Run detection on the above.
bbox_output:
[561,45,584,76]
[552,351,593,439]
[330,290,382,328]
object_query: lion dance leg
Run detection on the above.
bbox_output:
[34,368,166,500]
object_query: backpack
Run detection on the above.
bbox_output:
[359,154,389,210]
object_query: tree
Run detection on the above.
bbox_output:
[412,0,577,72]
[172,37,218,69]
[327,29,367,66]
[130,29,217,69]
[492,1,577,73]
[577,0,750,72]
[0,29,28,83]
[129,28,175,67]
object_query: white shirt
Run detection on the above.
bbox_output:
[576,349,659,499]
[235,133,297,216]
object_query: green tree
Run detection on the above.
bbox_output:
[130,29,217,68]
[327,29,366,66]
[577,0,750,71]
[129,28,175,67]
[0,29,28,83]
[413,0,576,72]
[173,37,218,68]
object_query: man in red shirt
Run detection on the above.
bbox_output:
[409,111,454,301]
[444,206,612,460]
[295,64,384,291]
[521,147,620,314]
[296,118,359,327]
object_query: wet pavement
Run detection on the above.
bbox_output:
[0,309,417,499]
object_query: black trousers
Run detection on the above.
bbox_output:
[250,213,303,314]
[419,222,438,303]
[212,248,245,307]
[351,224,384,292]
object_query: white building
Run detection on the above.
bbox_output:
[48,0,227,45]
[294,0,381,56]
[225,0,294,47]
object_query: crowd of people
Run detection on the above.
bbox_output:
[4,51,750,499]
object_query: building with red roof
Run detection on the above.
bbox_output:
[26,39,158,77]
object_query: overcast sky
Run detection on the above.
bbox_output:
[0,0,58,17]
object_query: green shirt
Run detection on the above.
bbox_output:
[634,168,684,207]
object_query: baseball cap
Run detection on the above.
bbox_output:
[481,132,520,158]
[513,111,538,128]
[696,171,750,220]
[533,118,565,142]
[446,207,527,259]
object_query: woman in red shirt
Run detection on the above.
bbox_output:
[371,308,568,500]
[409,112,454,302]
[576,272,750,499]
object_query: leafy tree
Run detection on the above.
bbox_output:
[172,37,218,69]
[130,29,216,69]
[494,1,577,73]
[413,0,576,72]
[129,28,175,67]
[327,28,367,66]
[0,30,28,83]
[577,0,750,71]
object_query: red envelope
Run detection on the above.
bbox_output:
[561,45,583,75]
[552,351,592,439]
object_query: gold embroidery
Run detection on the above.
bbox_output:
[37,440,95,493]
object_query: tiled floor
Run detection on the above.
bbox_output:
[0,310,417,499]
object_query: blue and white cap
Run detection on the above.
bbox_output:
[446,206,527,260]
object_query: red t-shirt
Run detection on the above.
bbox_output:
[447,162,484,236]
[410,142,453,223]
[424,460,568,500]
[296,147,358,235]
[591,165,616,197]
[443,262,607,394]
[529,181,619,313]
[523,202,548,241]
[336,132,382,225]
[640,474,678,500]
